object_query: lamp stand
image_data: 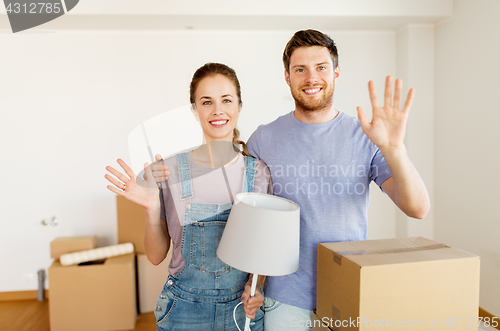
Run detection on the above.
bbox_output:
[244,273,259,331]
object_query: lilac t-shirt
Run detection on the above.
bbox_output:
[159,151,272,276]
[246,111,392,311]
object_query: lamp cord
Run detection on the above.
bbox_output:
[233,302,244,331]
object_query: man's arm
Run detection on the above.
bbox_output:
[357,76,430,219]
[246,126,262,160]
[379,148,429,219]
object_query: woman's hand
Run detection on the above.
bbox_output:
[240,275,264,319]
[105,159,160,211]
[150,154,171,184]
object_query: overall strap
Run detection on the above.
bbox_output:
[242,156,257,193]
[176,153,194,200]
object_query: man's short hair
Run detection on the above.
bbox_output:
[283,29,339,73]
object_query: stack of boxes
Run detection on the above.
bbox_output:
[314,237,480,331]
[49,236,137,331]
[48,196,172,331]
[116,195,172,314]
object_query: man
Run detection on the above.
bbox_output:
[244,29,430,330]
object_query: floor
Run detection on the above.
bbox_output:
[0,299,156,331]
[0,299,498,331]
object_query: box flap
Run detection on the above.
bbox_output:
[104,253,135,265]
[52,236,98,243]
[50,236,98,259]
[320,237,478,267]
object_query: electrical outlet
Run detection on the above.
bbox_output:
[22,272,36,283]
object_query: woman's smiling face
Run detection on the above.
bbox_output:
[192,74,241,143]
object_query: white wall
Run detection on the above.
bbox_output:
[395,24,435,239]
[435,0,500,316]
[0,30,397,292]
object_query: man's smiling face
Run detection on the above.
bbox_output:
[285,46,340,113]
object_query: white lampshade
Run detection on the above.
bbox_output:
[217,193,300,276]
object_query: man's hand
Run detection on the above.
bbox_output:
[240,275,264,319]
[357,76,430,219]
[357,76,414,151]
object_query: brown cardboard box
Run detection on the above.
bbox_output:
[49,253,137,331]
[50,236,97,259]
[137,242,172,313]
[117,195,146,253]
[313,311,333,330]
[317,237,480,331]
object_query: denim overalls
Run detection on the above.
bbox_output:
[154,153,264,331]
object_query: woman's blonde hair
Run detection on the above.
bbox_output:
[190,63,253,157]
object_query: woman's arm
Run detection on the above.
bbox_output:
[106,159,171,265]
[143,201,171,265]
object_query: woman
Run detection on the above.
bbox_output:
[105,63,271,331]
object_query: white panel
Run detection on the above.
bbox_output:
[435,0,500,317]
[128,105,203,176]
[395,24,435,239]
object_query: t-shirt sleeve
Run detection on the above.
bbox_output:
[159,158,176,222]
[159,182,168,221]
[371,148,393,189]
[253,159,273,195]
[267,173,273,195]
[246,126,262,160]
[159,160,170,221]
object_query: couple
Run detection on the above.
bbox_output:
[105,29,430,331]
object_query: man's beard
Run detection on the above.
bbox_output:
[291,83,334,112]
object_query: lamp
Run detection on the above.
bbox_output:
[217,192,300,331]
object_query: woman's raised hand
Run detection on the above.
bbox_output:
[105,159,161,210]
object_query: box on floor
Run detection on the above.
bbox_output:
[313,312,333,330]
[137,244,172,314]
[49,253,137,331]
[317,237,480,331]
[117,195,146,254]
[117,196,175,313]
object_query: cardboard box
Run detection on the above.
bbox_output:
[317,237,480,331]
[50,236,97,259]
[313,311,333,330]
[49,253,137,331]
[117,195,146,253]
[137,242,172,313]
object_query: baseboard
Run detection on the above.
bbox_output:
[479,307,500,330]
[0,290,49,301]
